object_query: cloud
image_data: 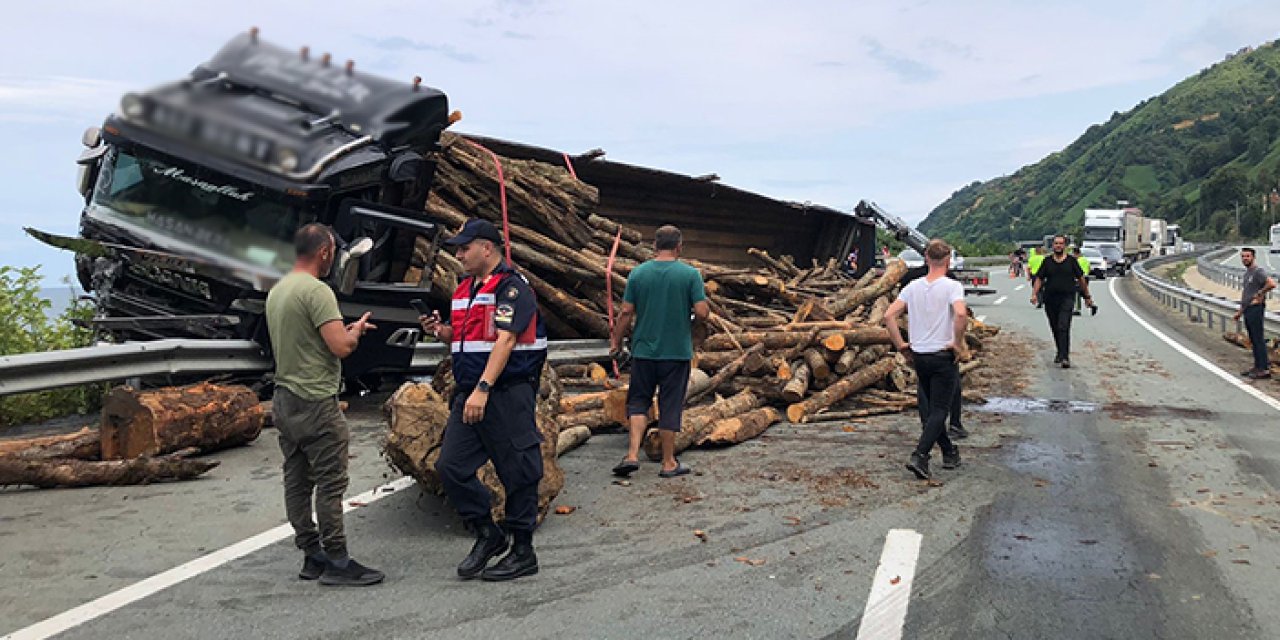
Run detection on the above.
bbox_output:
[358,36,483,64]
[862,37,940,84]
[502,31,537,41]
[0,76,128,124]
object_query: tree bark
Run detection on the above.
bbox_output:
[555,426,592,457]
[828,259,907,318]
[0,452,218,488]
[699,407,783,446]
[802,348,831,380]
[781,362,812,403]
[643,390,760,460]
[686,343,765,405]
[0,427,100,461]
[99,383,263,460]
[786,358,897,423]
[819,328,892,352]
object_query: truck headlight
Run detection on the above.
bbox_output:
[120,93,146,119]
[273,147,300,172]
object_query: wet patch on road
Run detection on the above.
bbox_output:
[1104,401,1217,421]
[972,396,1100,415]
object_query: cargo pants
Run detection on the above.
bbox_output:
[274,386,350,560]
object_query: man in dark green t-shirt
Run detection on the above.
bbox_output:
[610,225,710,478]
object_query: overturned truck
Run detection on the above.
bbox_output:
[31,30,876,385]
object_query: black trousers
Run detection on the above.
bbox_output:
[1244,304,1269,371]
[950,381,963,428]
[1043,293,1075,360]
[913,351,958,458]
[439,383,544,532]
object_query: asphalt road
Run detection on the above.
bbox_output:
[6,266,1280,639]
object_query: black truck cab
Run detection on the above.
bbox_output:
[45,30,456,381]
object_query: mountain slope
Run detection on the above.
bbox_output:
[920,40,1280,243]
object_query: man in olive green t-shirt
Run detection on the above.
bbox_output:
[610,225,710,478]
[265,223,382,587]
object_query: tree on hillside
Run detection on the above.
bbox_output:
[1202,165,1249,218]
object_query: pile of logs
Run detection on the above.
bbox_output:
[1223,332,1280,374]
[382,134,1002,522]
[0,383,262,488]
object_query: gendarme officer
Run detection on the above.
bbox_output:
[420,219,548,582]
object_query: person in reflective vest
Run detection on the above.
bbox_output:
[419,218,547,582]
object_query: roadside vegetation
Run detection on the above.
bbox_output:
[0,266,106,428]
[921,39,1280,245]
[1164,259,1194,287]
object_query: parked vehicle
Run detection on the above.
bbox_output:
[1080,247,1108,279]
[1097,246,1125,275]
[1082,205,1146,271]
[898,249,924,268]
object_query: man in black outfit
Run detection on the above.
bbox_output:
[1031,235,1095,368]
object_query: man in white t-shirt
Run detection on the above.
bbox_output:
[884,239,968,480]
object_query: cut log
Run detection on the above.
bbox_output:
[700,407,783,446]
[0,451,218,488]
[819,328,892,352]
[802,348,831,380]
[383,382,565,525]
[643,390,761,460]
[555,408,611,431]
[802,406,909,422]
[702,330,819,352]
[687,343,765,405]
[99,383,263,460]
[0,427,100,461]
[555,426,592,457]
[720,377,788,403]
[786,357,897,423]
[602,387,636,425]
[558,390,610,414]
[781,362,812,403]
[828,259,907,318]
[747,247,800,278]
[835,347,862,375]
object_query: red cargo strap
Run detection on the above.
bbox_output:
[464,140,512,263]
[562,152,578,179]
[606,227,622,377]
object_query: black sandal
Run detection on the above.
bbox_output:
[612,459,640,477]
[658,461,692,478]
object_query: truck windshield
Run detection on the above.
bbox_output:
[87,146,306,273]
[1083,228,1120,242]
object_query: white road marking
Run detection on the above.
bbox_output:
[1110,278,1280,413]
[2,475,418,640]
[993,296,1008,305]
[856,529,923,640]
[1014,284,1026,291]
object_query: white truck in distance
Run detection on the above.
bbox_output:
[1082,207,1146,274]
[1166,224,1183,255]
[1146,218,1168,256]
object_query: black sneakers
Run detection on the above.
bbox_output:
[482,530,539,582]
[906,453,931,479]
[1053,355,1063,364]
[458,519,509,579]
[299,554,328,581]
[942,449,962,470]
[1061,359,1071,369]
[948,425,970,440]
[319,559,385,586]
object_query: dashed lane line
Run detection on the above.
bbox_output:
[856,529,923,640]
[1109,278,1280,413]
[993,296,1008,305]
[2,476,418,640]
[1014,284,1026,291]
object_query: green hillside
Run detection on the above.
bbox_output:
[919,40,1280,245]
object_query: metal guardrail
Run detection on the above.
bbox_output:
[1194,245,1279,303]
[1133,251,1280,339]
[0,337,612,398]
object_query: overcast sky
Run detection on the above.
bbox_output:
[3,1,1279,282]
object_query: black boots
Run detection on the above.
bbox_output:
[482,529,539,582]
[457,518,509,579]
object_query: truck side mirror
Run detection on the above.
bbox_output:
[82,126,102,148]
[333,236,374,296]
